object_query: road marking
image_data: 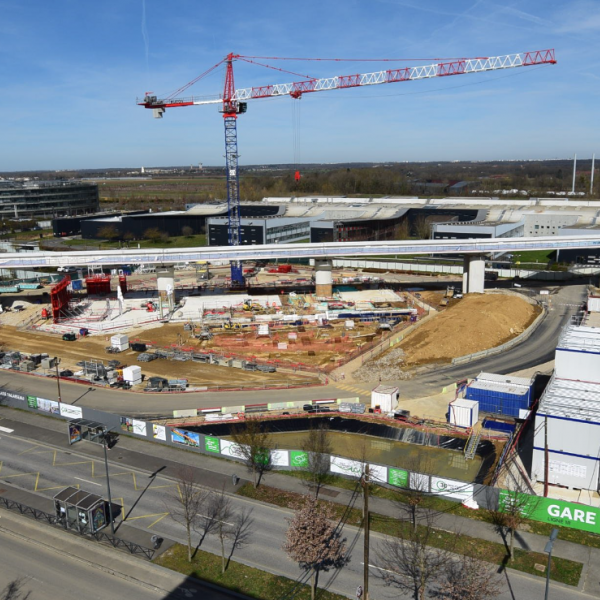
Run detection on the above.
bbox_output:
[74,477,102,487]
[360,561,397,575]
[0,427,14,434]
[197,513,234,526]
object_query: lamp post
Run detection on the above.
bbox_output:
[54,357,62,403]
[101,427,116,534]
[544,528,559,600]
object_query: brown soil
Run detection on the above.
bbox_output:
[397,293,540,366]
[0,325,315,387]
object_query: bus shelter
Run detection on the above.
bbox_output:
[53,486,121,533]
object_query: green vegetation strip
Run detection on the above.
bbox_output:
[155,544,345,600]
[62,233,207,249]
[238,483,582,587]
[278,470,600,550]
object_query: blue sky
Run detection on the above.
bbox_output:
[1,0,599,171]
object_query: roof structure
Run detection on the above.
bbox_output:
[538,375,600,423]
[557,324,600,354]
[470,372,533,396]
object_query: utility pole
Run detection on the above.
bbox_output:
[591,154,596,196]
[544,414,549,497]
[572,154,577,194]
[54,357,62,403]
[361,464,370,600]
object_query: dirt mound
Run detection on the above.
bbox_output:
[398,293,540,366]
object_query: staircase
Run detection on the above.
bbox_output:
[464,423,482,460]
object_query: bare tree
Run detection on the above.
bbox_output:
[283,495,348,600]
[0,579,31,600]
[395,219,411,240]
[400,456,434,532]
[413,216,431,240]
[182,225,194,238]
[439,554,502,600]
[491,488,538,562]
[377,513,455,600]
[97,225,120,242]
[301,421,332,497]
[230,417,273,488]
[165,466,209,562]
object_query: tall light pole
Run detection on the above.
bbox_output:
[360,464,370,600]
[544,528,559,600]
[54,357,62,403]
[101,427,117,534]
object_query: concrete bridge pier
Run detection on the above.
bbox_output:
[463,254,486,294]
[314,258,333,297]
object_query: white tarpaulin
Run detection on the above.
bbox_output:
[220,439,245,459]
[430,477,474,501]
[132,420,147,436]
[59,404,83,419]
[271,450,289,467]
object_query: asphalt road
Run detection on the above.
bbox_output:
[0,427,592,600]
[0,284,585,416]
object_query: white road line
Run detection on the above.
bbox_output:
[196,513,235,527]
[0,426,14,433]
[360,562,397,575]
[73,477,102,487]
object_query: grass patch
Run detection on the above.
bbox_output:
[238,483,582,586]
[155,543,345,600]
[275,470,600,550]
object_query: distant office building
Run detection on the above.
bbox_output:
[0,181,99,221]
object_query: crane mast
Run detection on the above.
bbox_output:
[221,54,246,284]
[139,49,555,286]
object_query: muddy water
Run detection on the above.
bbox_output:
[239,430,484,482]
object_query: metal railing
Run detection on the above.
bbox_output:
[0,496,155,560]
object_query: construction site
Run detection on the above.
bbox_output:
[0,257,541,394]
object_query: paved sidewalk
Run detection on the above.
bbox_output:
[0,505,249,600]
[3,405,600,597]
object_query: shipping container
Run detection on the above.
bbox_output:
[448,398,479,427]
[371,385,399,412]
[122,365,142,384]
[110,334,129,352]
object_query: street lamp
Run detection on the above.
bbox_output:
[54,357,62,402]
[100,427,118,534]
[544,528,559,600]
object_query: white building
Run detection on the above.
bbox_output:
[532,314,600,491]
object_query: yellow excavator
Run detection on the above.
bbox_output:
[243,299,263,313]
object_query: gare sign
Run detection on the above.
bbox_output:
[499,490,600,534]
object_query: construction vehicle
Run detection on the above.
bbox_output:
[139,50,556,286]
[195,326,214,341]
[223,320,242,330]
[242,299,263,313]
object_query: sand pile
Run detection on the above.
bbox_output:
[399,293,540,366]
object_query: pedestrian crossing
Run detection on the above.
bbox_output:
[334,382,371,397]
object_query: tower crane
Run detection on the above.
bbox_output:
[139,49,556,284]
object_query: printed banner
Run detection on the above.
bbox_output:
[330,456,363,478]
[0,390,26,403]
[131,420,147,436]
[152,424,166,441]
[388,467,409,488]
[27,395,38,409]
[205,436,220,453]
[60,404,83,419]
[220,439,245,459]
[120,417,134,433]
[171,428,200,447]
[68,423,82,445]
[499,490,600,534]
[431,477,474,501]
[271,449,289,467]
[37,398,60,414]
[290,451,309,468]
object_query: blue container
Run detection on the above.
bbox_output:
[483,418,516,433]
[466,386,531,417]
[71,279,83,290]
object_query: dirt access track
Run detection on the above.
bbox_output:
[395,292,540,367]
[0,325,316,388]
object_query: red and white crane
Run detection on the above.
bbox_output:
[140,49,556,283]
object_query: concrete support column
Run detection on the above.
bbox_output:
[314,258,333,298]
[462,256,469,294]
[465,254,486,294]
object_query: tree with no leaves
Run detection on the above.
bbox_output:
[165,466,209,562]
[205,487,254,573]
[283,495,347,600]
[1,579,31,600]
[400,456,434,532]
[439,554,502,600]
[376,513,455,600]
[230,417,273,488]
[301,421,332,497]
[181,225,194,238]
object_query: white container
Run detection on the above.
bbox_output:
[448,398,479,428]
[110,334,129,352]
[371,385,399,412]
[122,365,142,384]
